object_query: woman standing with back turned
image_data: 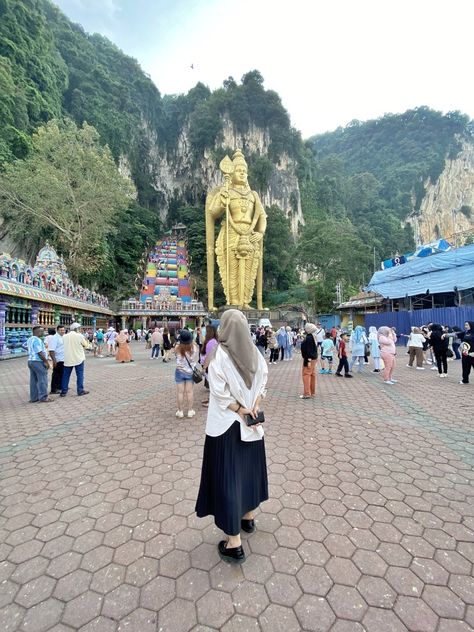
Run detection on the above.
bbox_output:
[195,309,268,564]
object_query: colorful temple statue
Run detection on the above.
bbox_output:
[205,150,266,311]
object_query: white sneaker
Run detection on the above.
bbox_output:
[383,380,394,385]
[431,366,437,370]
[459,381,468,384]
[390,379,398,383]
[416,367,425,370]
[406,364,413,368]
[175,410,184,418]
[187,409,196,418]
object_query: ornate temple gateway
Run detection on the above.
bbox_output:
[118,227,207,331]
[0,243,113,357]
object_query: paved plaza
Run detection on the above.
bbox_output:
[1,344,473,632]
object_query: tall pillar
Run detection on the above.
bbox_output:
[141,316,147,332]
[31,302,40,327]
[92,316,97,333]
[54,306,61,326]
[121,316,126,331]
[0,299,8,356]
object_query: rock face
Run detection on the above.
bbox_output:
[138,117,304,233]
[407,140,474,246]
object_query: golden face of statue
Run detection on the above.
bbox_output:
[232,165,248,186]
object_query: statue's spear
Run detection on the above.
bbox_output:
[219,155,234,304]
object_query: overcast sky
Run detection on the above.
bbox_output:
[53,0,474,138]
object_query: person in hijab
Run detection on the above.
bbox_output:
[115,330,133,363]
[349,325,368,373]
[195,309,268,564]
[300,323,318,398]
[276,326,287,361]
[428,323,449,377]
[458,321,474,384]
[378,326,397,384]
[368,326,381,372]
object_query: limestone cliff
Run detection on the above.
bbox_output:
[407,139,474,246]
[133,117,304,234]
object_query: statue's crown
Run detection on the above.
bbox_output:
[232,149,247,168]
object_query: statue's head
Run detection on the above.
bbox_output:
[231,149,248,186]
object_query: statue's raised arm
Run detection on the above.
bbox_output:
[205,150,266,311]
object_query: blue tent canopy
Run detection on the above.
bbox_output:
[366,244,474,299]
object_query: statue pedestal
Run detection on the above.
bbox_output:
[217,305,269,325]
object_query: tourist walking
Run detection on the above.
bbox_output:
[95,329,105,357]
[276,326,287,361]
[452,326,462,360]
[406,327,425,369]
[284,326,294,361]
[267,329,279,364]
[314,323,325,355]
[174,329,199,418]
[320,332,335,374]
[195,309,268,564]
[27,326,52,403]
[48,325,66,393]
[335,332,352,377]
[162,327,172,362]
[150,327,163,359]
[116,330,134,363]
[61,323,90,397]
[256,328,267,357]
[200,325,219,407]
[106,327,117,356]
[368,326,381,372]
[300,323,318,398]
[349,326,368,373]
[378,326,397,384]
[429,323,449,377]
[459,321,474,385]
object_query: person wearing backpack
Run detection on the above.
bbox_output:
[95,329,105,358]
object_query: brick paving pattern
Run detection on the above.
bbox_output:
[0,343,473,631]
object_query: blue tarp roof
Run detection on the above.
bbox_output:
[366,243,474,299]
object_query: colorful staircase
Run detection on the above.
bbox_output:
[139,238,192,305]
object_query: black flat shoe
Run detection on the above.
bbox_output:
[218,540,245,564]
[241,519,255,534]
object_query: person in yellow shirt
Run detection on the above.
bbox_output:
[60,323,91,397]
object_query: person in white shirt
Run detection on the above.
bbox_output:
[195,309,268,565]
[407,327,426,369]
[106,328,117,356]
[48,325,66,394]
[60,323,91,397]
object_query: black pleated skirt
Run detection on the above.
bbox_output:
[195,421,268,536]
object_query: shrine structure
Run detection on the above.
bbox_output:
[0,243,113,357]
[118,226,207,331]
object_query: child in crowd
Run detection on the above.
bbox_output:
[335,332,352,378]
[320,332,335,374]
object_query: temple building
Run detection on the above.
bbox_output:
[0,243,113,357]
[118,227,207,330]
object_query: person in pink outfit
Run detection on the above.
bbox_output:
[378,326,397,384]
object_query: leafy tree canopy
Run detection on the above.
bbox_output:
[0,118,135,282]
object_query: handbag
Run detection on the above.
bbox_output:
[185,355,203,383]
[446,348,454,358]
[365,342,371,357]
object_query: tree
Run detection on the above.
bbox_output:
[0,118,135,280]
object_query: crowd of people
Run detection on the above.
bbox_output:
[249,320,474,396]
[22,314,474,564]
[25,318,474,405]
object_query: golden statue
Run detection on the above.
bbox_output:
[205,150,267,310]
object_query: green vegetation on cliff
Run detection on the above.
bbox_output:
[1,0,473,311]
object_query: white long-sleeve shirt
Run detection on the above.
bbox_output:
[206,346,268,442]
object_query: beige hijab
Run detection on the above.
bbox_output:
[217,309,259,389]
